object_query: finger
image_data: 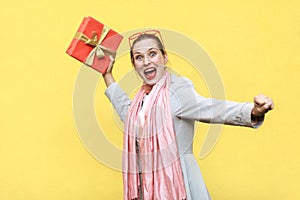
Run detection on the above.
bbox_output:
[270,101,274,109]
[255,94,273,107]
[267,99,274,110]
[105,55,115,74]
[109,55,115,62]
[263,99,275,112]
[254,95,267,106]
[262,103,271,112]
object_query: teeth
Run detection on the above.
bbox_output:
[144,68,155,74]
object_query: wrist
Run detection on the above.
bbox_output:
[102,72,115,87]
[251,113,264,121]
[103,72,112,78]
[251,113,265,127]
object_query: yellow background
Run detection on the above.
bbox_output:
[1,0,299,199]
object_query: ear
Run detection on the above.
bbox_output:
[164,54,168,65]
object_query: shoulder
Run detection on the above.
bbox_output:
[168,73,200,116]
[170,73,195,91]
[169,73,197,104]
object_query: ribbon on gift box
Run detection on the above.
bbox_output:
[74,26,115,66]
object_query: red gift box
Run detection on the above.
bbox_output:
[66,16,123,74]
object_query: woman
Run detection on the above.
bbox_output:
[102,31,274,200]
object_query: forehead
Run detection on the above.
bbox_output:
[132,38,159,53]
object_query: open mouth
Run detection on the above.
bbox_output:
[144,67,157,80]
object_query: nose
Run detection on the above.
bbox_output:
[143,55,151,66]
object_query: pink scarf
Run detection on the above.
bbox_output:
[123,71,187,200]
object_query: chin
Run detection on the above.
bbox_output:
[144,76,164,85]
[142,77,154,85]
[144,81,155,86]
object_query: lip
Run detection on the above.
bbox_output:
[143,67,156,74]
[143,67,157,80]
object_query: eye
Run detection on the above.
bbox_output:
[149,51,157,58]
[134,55,143,61]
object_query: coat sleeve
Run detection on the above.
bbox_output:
[170,77,263,128]
[105,82,131,122]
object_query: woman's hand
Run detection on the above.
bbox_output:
[105,54,116,75]
[102,54,116,87]
[251,94,274,117]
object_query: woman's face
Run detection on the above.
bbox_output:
[132,38,168,85]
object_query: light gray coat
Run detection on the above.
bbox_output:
[105,74,260,200]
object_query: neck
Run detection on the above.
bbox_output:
[143,84,153,94]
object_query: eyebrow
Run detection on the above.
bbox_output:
[133,47,158,55]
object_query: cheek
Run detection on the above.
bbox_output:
[155,55,165,64]
[133,61,142,69]
[134,64,143,74]
[157,66,165,73]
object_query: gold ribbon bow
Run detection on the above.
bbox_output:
[74,26,115,66]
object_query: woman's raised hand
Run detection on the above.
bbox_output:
[102,55,116,87]
[251,94,274,117]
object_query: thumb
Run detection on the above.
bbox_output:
[106,55,115,74]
